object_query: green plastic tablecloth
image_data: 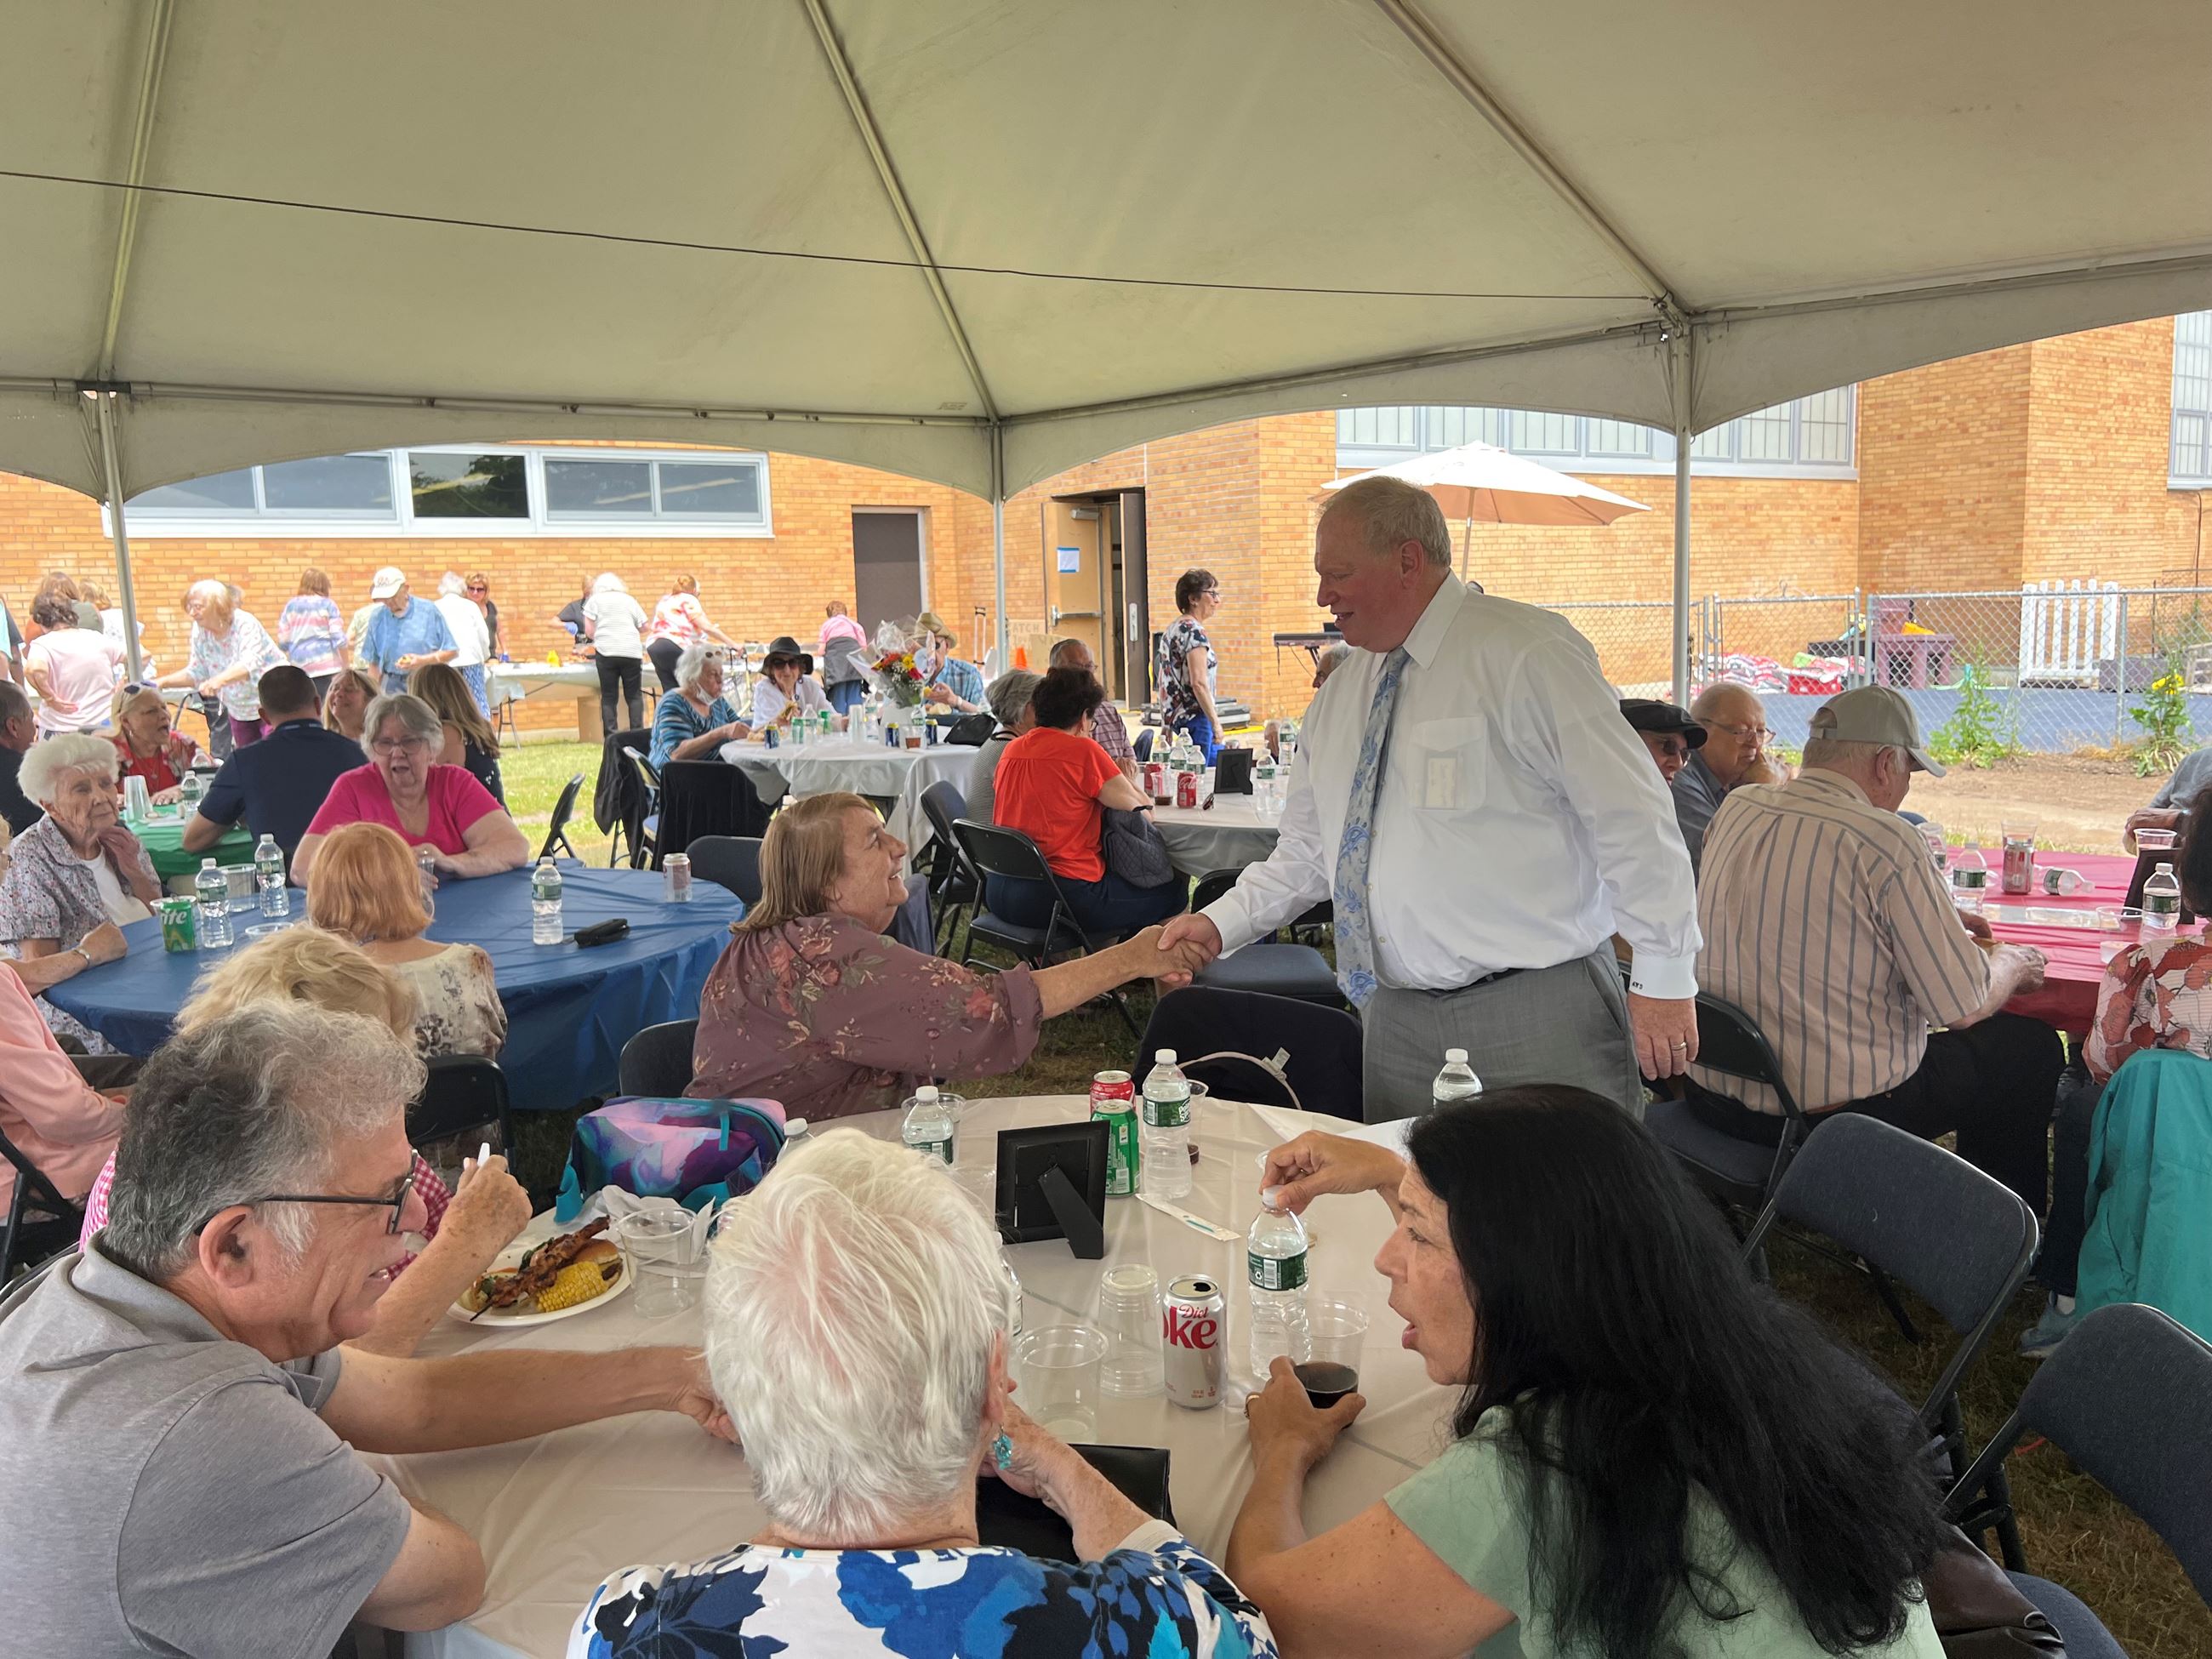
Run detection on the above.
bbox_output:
[126,812,254,885]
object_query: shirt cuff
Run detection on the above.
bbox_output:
[1625,953,1697,1000]
[1200,896,1259,956]
[1109,1519,1184,1557]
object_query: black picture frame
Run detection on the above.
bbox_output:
[995,1121,1109,1252]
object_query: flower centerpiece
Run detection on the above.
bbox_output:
[867,622,928,708]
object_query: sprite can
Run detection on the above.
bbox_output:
[1091,1070,1138,1197]
[159,895,197,953]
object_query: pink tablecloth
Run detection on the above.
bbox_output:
[1977,851,2164,1036]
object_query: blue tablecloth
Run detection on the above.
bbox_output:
[42,864,741,1112]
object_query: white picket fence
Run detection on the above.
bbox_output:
[2018,579,2119,686]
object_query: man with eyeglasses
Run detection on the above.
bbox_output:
[0,1001,731,1656]
[1673,681,1773,873]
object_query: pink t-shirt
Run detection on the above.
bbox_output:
[306,764,503,856]
[26,629,124,733]
[1,967,125,1216]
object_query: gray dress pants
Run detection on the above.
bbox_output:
[1360,946,1640,1121]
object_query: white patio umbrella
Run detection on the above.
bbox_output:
[1325,440,1650,578]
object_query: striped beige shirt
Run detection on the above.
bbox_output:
[1691,770,1989,1113]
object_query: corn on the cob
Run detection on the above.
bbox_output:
[533,1259,614,1313]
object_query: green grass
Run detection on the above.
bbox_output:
[494,744,2212,1657]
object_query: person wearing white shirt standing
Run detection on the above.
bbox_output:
[1157,476,1701,1116]
[431,572,493,715]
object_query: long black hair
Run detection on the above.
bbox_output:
[1404,1086,1942,1658]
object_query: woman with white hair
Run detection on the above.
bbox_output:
[291,693,531,886]
[109,681,200,804]
[969,667,1041,824]
[0,734,159,1045]
[582,573,650,736]
[573,1130,1280,1656]
[648,641,751,770]
[154,579,282,751]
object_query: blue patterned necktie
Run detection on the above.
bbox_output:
[1332,647,1410,1006]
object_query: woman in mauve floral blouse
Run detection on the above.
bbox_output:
[687,792,1201,1122]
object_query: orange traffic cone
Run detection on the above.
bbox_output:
[1013,645,1029,669]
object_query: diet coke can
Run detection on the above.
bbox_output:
[1163,1274,1225,1409]
[1091,1070,1137,1197]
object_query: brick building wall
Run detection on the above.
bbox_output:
[5,318,2210,727]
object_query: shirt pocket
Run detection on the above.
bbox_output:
[1405,717,1487,813]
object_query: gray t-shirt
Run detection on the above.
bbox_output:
[2148,745,2212,812]
[0,1246,413,1658]
[1670,750,1730,874]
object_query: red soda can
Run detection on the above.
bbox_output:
[1175,767,1200,809]
[1163,1274,1225,1409]
[1090,1070,1137,1198]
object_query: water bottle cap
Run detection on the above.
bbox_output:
[2157,861,2175,873]
[1445,1048,1468,1063]
[201,858,217,869]
[1154,1048,1176,1063]
[915,1085,939,1101]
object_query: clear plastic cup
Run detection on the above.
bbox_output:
[1295,1299,1369,1406]
[613,1210,709,1320]
[2137,827,2180,852]
[1096,1264,1166,1399]
[1014,1324,1107,1440]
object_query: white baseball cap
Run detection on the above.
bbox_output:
[368,567,406,600]
[1808,685,1946,777]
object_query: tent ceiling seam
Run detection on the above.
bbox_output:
[1695,245,2212,328]
[799,0,1001,425]
[95,0,176,381]
[1368,0,1681,322]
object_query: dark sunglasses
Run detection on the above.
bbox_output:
[193,1172,414,1238]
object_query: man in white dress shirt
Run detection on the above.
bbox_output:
[1157,476,1702,1116]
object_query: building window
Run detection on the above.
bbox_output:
[1335,387,1857,478]
[2174,312,2212,486]
[123,445,772,537]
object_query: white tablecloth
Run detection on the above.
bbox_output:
[721,733,979,856]
[1153,792,1283,878]
[379,1093,1451,1659]
[487,662,601,702]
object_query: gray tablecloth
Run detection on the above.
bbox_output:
[722,734,979,856]
[1153,792,1283,877]
[376,1094,1449,1659]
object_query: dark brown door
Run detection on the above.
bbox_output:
[852,511,924,636]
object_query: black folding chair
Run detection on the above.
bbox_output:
[615,746,660,869]
[1646,992,1809,1214]
[619,1018,700,1097]
[953,818,1140,1040]
[1743,1113,2038,1561]
[687,835,763,905]
[2,1127,85,1288]
[918,780,981,953]
[1139,988,1364,1120]
[538,772,586,861]
[1185,869,1340,1006]
[407,1056,513,1155]
[1947,1303,2212,1640]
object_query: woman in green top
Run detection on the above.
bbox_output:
[1225,1086,1947,1659]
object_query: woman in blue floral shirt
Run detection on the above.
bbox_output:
[1155,568,1224,762]
[571,1129,1277,1659]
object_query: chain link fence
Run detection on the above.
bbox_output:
[1528,584,2212,765]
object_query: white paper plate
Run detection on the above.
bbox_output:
[447,1241,631,1326]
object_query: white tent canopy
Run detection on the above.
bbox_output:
[5,0,2211,686]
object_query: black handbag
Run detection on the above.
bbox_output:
[945,711,996,746]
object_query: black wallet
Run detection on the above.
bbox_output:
[573,917,630,949]
[975,1443,1174,1560]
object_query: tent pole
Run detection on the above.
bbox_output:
[991,424,1008,674]
[94,391,145,683]
[1670,331,1693,705]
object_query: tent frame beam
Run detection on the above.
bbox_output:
[94,0,176,380]
[800,0,1001,425]
[91,391,145,682]
[1369,0,1681,317]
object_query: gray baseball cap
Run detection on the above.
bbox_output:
[1808,685,1946,777]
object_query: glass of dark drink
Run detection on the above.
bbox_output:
[1294,1359,1360,1408]
[1295,1299,1368,1407]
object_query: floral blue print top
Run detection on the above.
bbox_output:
[569,1521,1279,1658]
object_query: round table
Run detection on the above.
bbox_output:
[40,864,742,1112]
[1154,792,1281,879]
[722,733,979,858]
[123,810,254,886]
[374,1093,1451,1659]
[1976,850,2151,1035]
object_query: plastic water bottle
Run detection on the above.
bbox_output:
[1247,1198,1310,1380]
[1433,1048,1483,1106]
[901,1085,957,1164]
[193,858,233,949]
[1140,1049,1193,1200]
[254,835,289,917]
[1950,846,1988,914]
[531,858,564,945]
[415,847,437,922]
[2144,862,2181,932]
